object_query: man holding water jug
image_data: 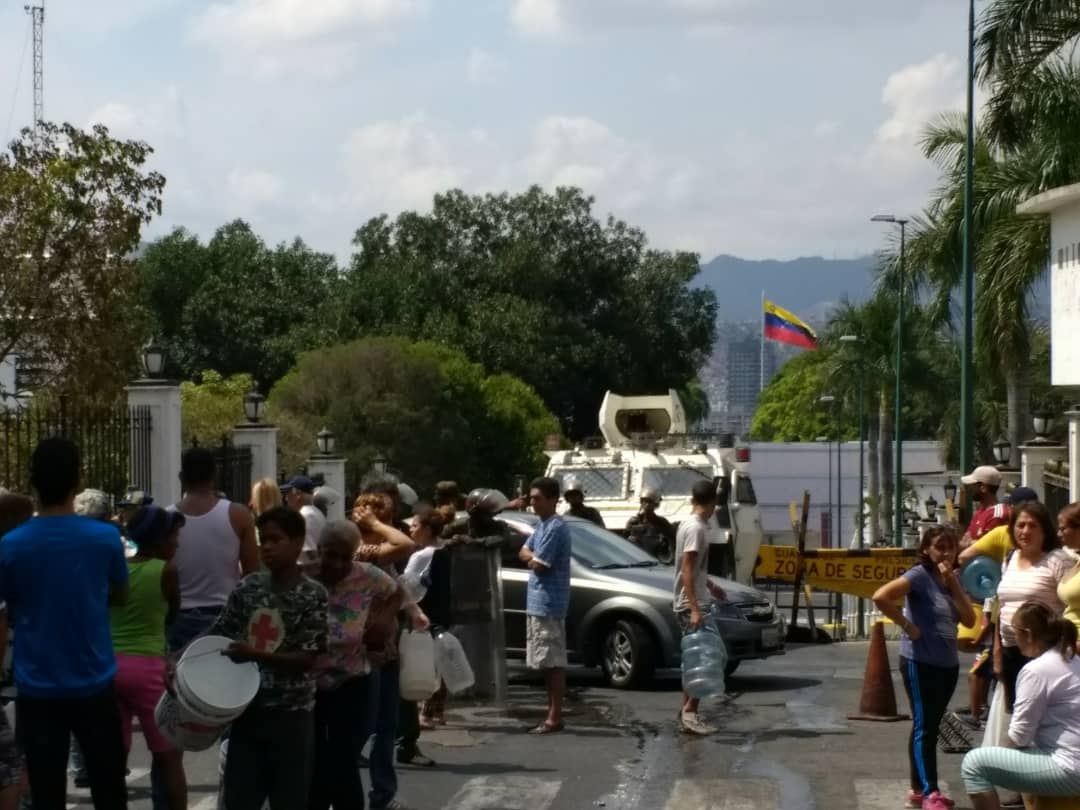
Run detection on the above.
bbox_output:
[673,479,727,736]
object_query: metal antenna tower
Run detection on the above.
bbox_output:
[24,2,44,128]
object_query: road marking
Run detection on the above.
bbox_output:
[188,795,218,810]
[127,767,150,783]
[664,779,778,810]
[444,775,561,810]
[854,779,952,810]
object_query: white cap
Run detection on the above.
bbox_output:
[961,465,1002,487]
[397,482,419,507]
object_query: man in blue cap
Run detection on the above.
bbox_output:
[284,476,325,575]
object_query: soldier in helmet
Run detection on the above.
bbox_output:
[625,488,676,563]
[562,479,604,528]
[444,488,512,546]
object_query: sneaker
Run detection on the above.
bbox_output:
[396,747,436,767]
[922,792,955,810]
[678,711,716,736]
[908,791,955,808]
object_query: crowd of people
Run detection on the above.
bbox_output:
[0,437,577,810]
[872,464,1080,810]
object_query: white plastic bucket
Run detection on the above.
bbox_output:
[154,691,225,752]
[176,636,260,722]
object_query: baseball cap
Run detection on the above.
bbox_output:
[961,465,1003,487]
[284,475,316,494]
[1007,486,1039,505]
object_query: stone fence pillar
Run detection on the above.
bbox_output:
[125,381,182,507]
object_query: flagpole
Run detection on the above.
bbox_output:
[760,290,766,392]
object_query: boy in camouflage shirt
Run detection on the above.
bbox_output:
[209,506,328,810]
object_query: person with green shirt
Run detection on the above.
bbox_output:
[111,505,187,810]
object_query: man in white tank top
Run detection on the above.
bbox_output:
[168,448,259,653]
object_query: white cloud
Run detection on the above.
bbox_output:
[86,87,187,142]
[875,53,963,152]
[189,0,427,76]
[510,0,566,38]
[467,47,507,86]
[510,0,943,37]
[228,169,284,206]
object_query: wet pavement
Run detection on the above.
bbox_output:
[77,641,975,809]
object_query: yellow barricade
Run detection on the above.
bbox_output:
[754,545,919,599]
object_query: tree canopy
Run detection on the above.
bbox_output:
[0,123,164,398]
[340,186,717,437]
[268,337,559,495]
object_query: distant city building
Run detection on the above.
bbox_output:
[699,319,811,438]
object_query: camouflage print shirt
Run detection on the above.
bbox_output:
[209,572,328,712]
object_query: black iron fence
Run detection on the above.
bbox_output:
[0,400,152,498]
[1045,471,1070,522]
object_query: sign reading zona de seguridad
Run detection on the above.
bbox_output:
[753,545,919,599]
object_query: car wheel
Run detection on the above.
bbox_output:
[724,660,740,677]
[601,619,656,689]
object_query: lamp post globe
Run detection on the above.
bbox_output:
[317,427,336,456]
[243,390,266,423]
[141,341,165,379]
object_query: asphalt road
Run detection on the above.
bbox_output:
[65,642,977,810]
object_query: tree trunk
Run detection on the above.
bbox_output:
[879,388,893,545]
[1006,363,1032,469]
[867,415,881,547]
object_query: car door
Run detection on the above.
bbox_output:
[499,526,531,655]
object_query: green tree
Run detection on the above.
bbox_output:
[750,351,838,442]
[141,221,342,387]
[0,123,165,398]
[180,370,255,447]
[341,186,717,437]
[268,337,559,495]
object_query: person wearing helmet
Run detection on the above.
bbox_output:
[562,481,604,528]
[626,489,675,563]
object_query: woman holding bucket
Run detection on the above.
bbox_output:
[111,505,188,810]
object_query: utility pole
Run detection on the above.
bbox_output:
[960,0,977,504]
[25,2,44,128]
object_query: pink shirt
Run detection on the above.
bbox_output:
[314,563,397,690]
[998,549,1072,647]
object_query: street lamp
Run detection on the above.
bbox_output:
[944,478,958,504]
[839,335,866,549]
[816,433,832,548]
[871,213,909,547]
[960,0,977,501]
[1033,411,1054,439]
[243,390,265,423]
[993,436,1012,467]
[141,340,164,379]
[819,395,841,550]
[316,427,336,456]
[371,454,388,476]
[925,495,938,522]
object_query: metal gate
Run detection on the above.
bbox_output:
[1044,470,1070,522]
[0,399,152,498]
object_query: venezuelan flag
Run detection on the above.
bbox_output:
[763,300,818,350]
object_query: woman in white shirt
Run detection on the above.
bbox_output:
[962,601,1080,808]
[994,503,1072,711]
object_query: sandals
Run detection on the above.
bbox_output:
[527,721,565,735]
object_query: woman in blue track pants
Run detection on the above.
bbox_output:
[874,526,977,810]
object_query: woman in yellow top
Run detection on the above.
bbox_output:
[1056,503,1080,637]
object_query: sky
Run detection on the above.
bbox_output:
[0,0,973,263]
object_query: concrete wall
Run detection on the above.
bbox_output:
[749,440,945,539]
[1051,202,1080,386]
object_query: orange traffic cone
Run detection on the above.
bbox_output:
[848,620,908,722]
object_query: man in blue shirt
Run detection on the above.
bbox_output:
[0,438,129,809]
[518,476,571,734]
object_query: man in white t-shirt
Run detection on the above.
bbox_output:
[284,476,325,575]
[673,479,727,736]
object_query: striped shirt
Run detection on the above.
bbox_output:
[526,516,572,619]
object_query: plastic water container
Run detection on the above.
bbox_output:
[399,629,440,701]
[681,623,727,699]
[434,630,475,694]
[961,556,1001,601]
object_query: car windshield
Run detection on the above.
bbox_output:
[642,465,713,496]
[549,465,627,499]
[565,520,660,569]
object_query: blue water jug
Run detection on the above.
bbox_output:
[960,555,1001,601]
[681,622,727,699]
